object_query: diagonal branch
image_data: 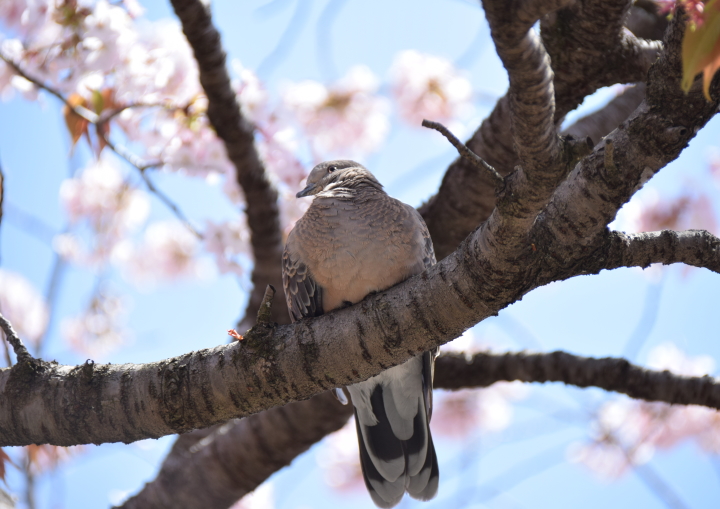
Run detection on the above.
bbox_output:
[169,0,288,328]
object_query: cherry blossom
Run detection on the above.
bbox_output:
[620,188,718,234]
[282,65,390,158]
[569,344,720,478]
[390,50,473,126]
[59,158,149,264]
[0,269,48,349]
[61,288,130,358]
[317,419,365,492]
[203,218,250,277]
[115,220,205,286]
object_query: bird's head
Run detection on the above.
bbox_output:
[296,160,382,198]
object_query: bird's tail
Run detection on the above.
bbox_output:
[352,378,439,507]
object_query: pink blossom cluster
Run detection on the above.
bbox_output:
[58,158,149,265]
[203,218,250,277]
[114,221,206,287]
[618,188,718,236]
[317,419,365,492]
[0,269,48,349]
[281,65,390,158]
[390,50,473,126]
[61,288,130,358]
[657,0,708,27]
[569,343,720,478]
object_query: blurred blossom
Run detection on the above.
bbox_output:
[282,65,390,157]
[390,50,473,126]
[59,158,149,263]
[317,419,365,492]
[53,233,85,264]
[617,189,718,235]
[203,218,250,276]
[62,289,130,358]
[228,482,274,509]
[116,221,205,286]
[433,382,528,437]
[708,149,720,187]
[25,444,83,475]
[0,269,48,348]
[570,343,720,478]
[279,186,311,236]
[232,60,269,124]
[657,0,705,26]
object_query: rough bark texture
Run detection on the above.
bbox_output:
[419,0,665,260]
[168,0,288,328]
[562,83,646,142]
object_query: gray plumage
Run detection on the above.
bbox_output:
[282,160,439,508]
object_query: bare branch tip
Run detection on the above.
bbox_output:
[422,119,505,188]
[0,312,33,364]
[255,285,276,327]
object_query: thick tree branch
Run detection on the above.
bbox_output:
[169,0,288,328]
[118,347,720,509]
[420,0,663,260]
[533,13,720,269]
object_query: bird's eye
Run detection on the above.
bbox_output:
[327,165,338,173]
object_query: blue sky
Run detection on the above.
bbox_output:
[1,1,720,508]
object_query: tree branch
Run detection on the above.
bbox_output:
[420,0,663,260]
[562,83,646,142]
[168,0,288,328]
[0,312,32,364]
[436,350,720,408]
[117,347,720,509]
[599,230,720,274]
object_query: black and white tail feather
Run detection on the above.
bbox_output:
[348,349,439,508]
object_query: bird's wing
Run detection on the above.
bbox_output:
[410,205,439,421]
[282,242,323,323]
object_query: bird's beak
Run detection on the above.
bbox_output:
[296,183,318,198]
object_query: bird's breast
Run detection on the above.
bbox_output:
[296,200,425,312]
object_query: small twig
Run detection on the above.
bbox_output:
[422,119,505,187]
[0,312,33,363]
[99,136,201,238]
[0,52,99,123]
[0,52,201,239]
[256,285,276,326]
